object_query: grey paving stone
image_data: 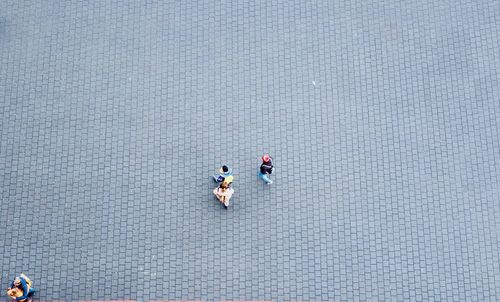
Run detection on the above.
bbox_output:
[0,0,499,301]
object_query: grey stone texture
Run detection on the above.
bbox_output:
[0,0,499,301]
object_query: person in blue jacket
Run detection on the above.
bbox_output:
[212,165,233,184]
[6,274,36,301]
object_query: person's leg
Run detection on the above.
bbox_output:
[258,171,273,184]
[258,171,266,182]
[28,287,36,297]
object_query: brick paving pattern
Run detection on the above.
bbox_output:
[0,0,499,301]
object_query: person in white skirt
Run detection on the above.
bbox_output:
[213,182,234,209]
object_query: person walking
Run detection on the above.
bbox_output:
[212,165,233,185]
[213,182,234,209]
[6,274,36,301]
[258,154,274,184]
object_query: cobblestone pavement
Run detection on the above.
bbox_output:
[1,1,499,301]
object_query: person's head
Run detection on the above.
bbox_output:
[262,154,272,163]
[13,278,21,286]
[220,182,229,190]
[219,165,229,174]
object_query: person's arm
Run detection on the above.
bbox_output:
[15,278,29,301]
[261,164,273,174]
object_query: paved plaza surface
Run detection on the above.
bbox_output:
[1,1,499,301]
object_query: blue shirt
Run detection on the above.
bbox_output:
[215,170,233,182]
